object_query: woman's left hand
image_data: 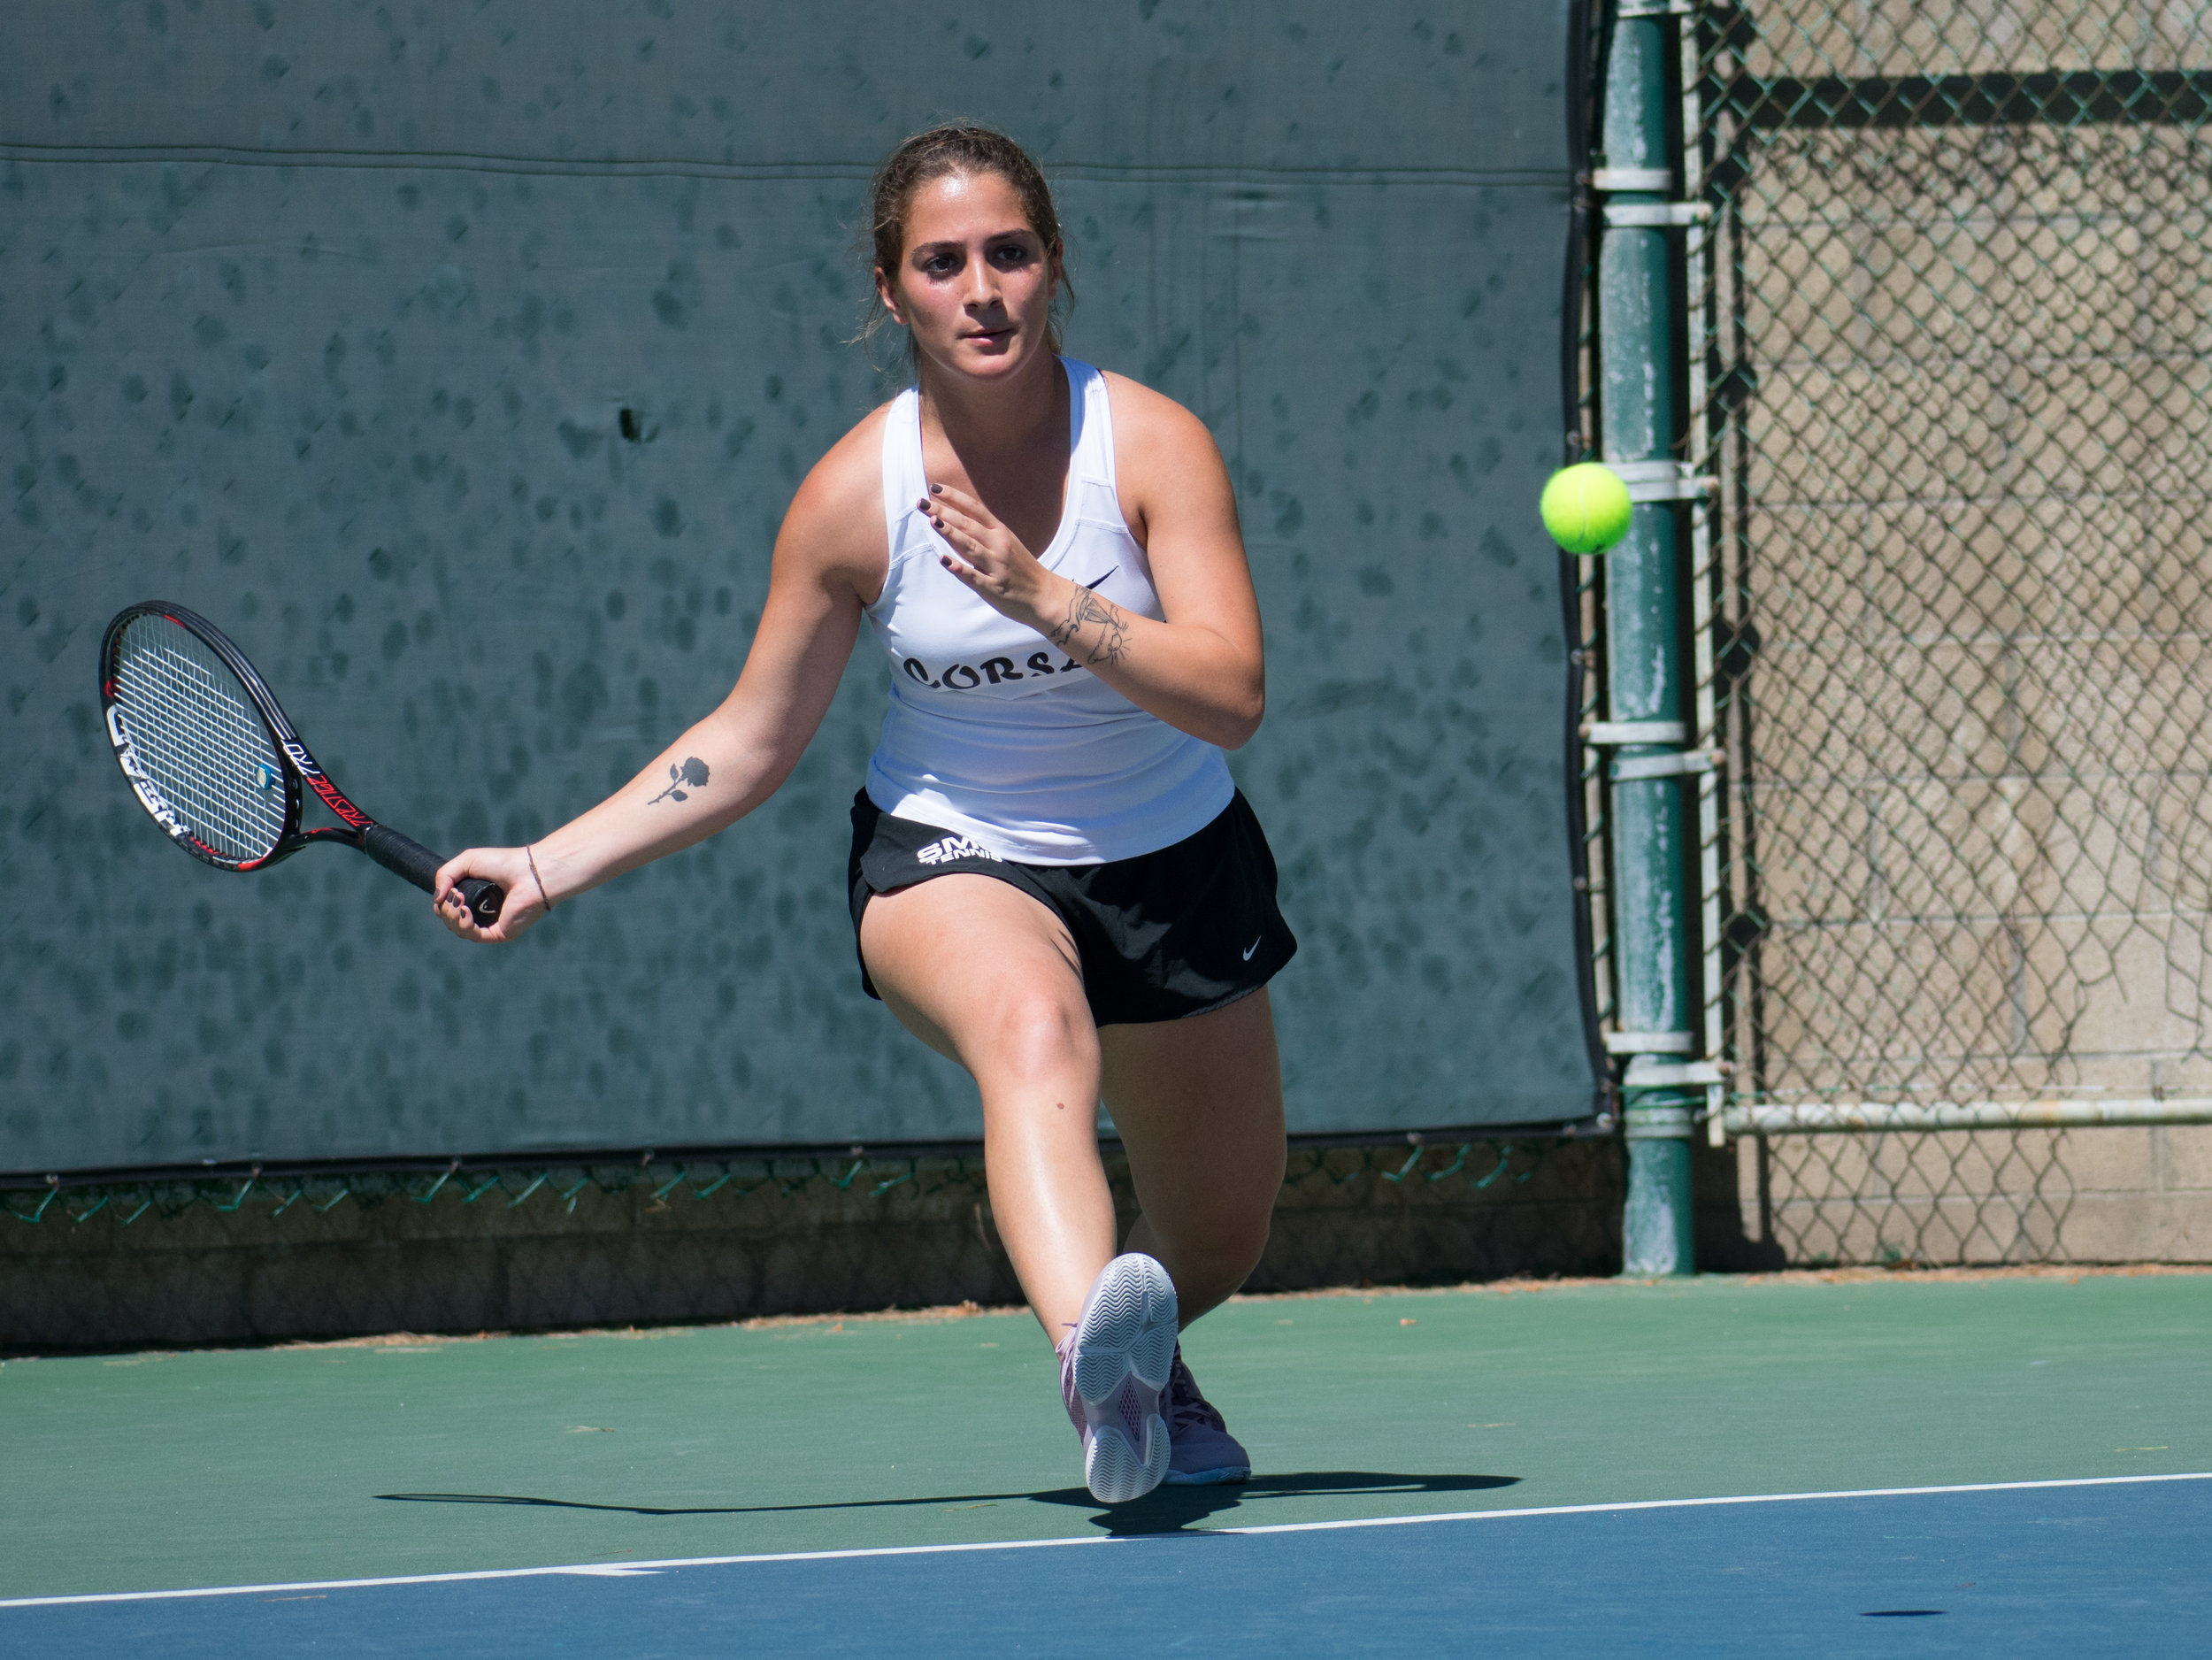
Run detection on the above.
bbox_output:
[921,484,1065,626]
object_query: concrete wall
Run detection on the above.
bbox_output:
[1705,0,2212,1219]
[1,1140,1623,1349]
[1735,1124,2212,1266]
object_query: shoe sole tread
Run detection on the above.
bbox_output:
[1071,1256,1177,1503]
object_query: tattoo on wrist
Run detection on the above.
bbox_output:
[1046,590,1131,668]
[649,757,711,804]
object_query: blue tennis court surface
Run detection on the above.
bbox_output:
[12,1478,2209,1656]
[5,1272,2207,1653]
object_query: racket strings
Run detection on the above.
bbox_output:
[115,657,285,857]
[116,652,286,859]
[112,623,288,863]
[116,655,288,858]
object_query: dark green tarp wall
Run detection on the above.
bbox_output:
[0,2,1592,1171]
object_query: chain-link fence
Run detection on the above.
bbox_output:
[1,1139,1620,1349]
[1750,1126,2074,1264]
[1688,0,2212,1260]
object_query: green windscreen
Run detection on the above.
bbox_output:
[0,2,1592,1170]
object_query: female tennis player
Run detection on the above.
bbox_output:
[432,125,1294,1505]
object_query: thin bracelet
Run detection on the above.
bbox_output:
[525,845,554,911]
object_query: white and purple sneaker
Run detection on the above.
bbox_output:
[1162,1346,1251,1486]
[1058,1253,1179,1503]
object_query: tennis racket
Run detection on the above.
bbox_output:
[98,601,504,926]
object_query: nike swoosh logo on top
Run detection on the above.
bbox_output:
[1242,937,1262,961]
[1084,567,1118,589]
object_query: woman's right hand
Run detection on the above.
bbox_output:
[433,847,551,944]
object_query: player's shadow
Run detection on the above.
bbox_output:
[1037,1471,1521,1535]
[378,1472,1517,1538]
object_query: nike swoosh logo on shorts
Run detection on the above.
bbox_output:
[1242,937,1261,961]
[1084,567,1118,589]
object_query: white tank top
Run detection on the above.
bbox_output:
[862,359,1234,865]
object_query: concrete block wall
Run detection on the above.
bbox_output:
[1735,1124,2212,1267]
[0,1141,1623,1350]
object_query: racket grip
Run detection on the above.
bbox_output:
[362,824,506,926]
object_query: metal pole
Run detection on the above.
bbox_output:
[1727,1098,2212,1134]
[1598,2,1699,1274]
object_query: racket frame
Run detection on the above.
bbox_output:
[99,601,503,923]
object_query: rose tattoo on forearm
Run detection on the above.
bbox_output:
[648,756,710,804]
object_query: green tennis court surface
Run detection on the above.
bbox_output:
[5,1271,2207,1649]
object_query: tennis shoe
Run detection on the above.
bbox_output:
[1161,1346,1250,1486]
[1059,1252,1178,1503]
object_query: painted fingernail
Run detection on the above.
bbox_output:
[930,483,942,496]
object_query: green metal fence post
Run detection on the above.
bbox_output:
[1598,1,1698,1274]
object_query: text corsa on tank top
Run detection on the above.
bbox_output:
[862,359,1235,864]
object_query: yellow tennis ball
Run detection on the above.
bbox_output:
[1540,462,1633,554]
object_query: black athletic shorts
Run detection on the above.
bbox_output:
[847,788,1298,1027]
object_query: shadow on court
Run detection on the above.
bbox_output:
[376,1472,1518,1537]
[1041,1472,1522,1535]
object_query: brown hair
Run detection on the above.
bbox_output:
[858,123,1071,371]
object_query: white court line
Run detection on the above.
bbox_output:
[5,1471,2208,1610]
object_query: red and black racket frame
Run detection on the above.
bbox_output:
[99,601,503,926]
